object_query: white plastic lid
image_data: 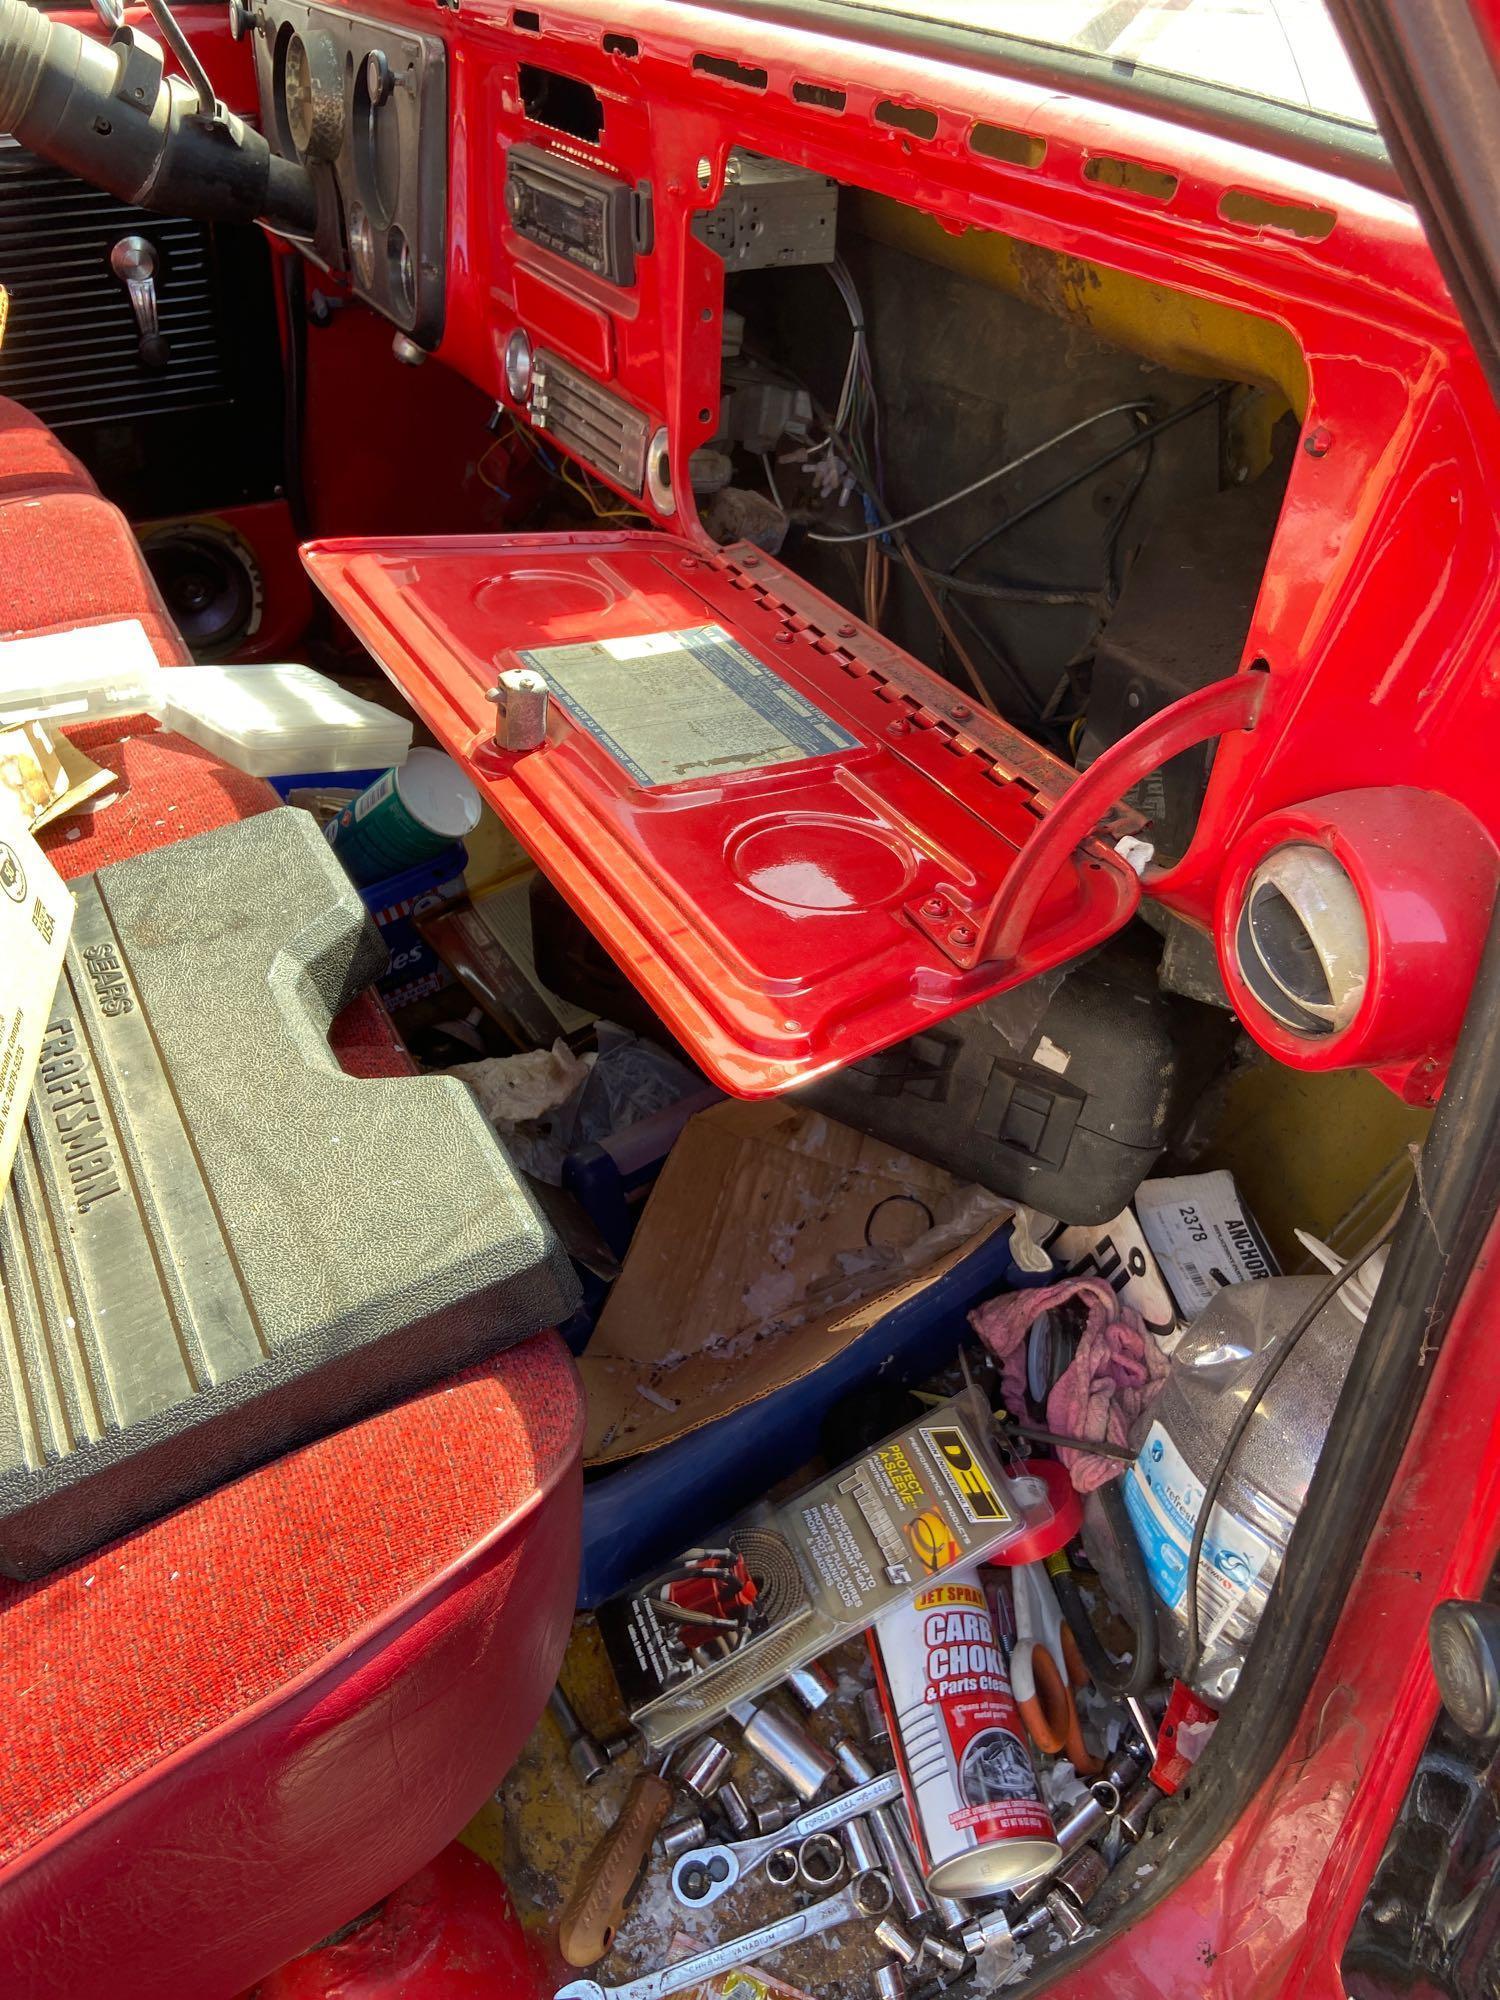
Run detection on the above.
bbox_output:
[161,662,413,776]
[0,618,163,726]
[1294,1227,1391,1324]
[392,747,482,838]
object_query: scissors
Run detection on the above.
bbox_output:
[1008,1558,1101,1775]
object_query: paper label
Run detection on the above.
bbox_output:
[1124,1419,1271,1644]
[518,623,859,788]
[354,768,395,820]
[1048,1206,1180,1343]
[0,792,74,1200]
[1134,1171,1277,1317]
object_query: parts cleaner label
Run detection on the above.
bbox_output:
[877,1569,1056,1891]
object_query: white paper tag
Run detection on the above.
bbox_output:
[1134,1171,1277,1318]
[1048,1206,1181,1345]
[0,791,74,1201]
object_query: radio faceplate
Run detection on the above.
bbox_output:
[506,143,648,287]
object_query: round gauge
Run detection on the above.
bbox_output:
[348,201,376,289]
[387,224,416,319]
[282,28,344,162]
[504,328,533,405]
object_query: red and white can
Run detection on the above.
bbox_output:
[872,1565,1059,1896]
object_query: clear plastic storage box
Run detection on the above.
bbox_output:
[161,662,413,777]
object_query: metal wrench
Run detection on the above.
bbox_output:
[669,1771,905,1908]
[555,1869,894,2000]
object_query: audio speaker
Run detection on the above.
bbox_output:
[140,518,262,660]
[136,500,313,662]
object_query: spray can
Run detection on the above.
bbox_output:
[872,1564,1059,1897]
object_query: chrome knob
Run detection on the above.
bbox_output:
[110,235,169,369]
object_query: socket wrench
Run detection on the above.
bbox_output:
[555,1869,894,2000]
[670,1771,905,1908]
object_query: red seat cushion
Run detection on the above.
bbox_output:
[0,717,587,1998]
[0,489,191,663]
[0,398,96,501]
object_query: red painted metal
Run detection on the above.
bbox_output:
[1216,788,1499,1100]
[251,1844,547,2000]
[302,528,1139,1093]
[412,0,1500,1082]
[965,672,1269,967]
[62,0,1500,1078]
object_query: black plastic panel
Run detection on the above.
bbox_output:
[0,811,577,1577]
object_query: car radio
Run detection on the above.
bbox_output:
[505,143,649,285]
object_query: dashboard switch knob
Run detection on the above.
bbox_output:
[364,49,394,105]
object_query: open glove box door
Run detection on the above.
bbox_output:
[303,530,1144,1094]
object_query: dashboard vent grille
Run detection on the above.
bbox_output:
[531,349,648,494]
[0,141,232,430]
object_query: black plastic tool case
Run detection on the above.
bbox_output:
[0,809,577,1577]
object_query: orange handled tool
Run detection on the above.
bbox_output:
[558,1764,674,1968]
[1009,1559,1101,1775]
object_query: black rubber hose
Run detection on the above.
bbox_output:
[0,0,315,235]
[1054,1480,1159,1700]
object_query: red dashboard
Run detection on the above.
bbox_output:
[163,0,1500,1098]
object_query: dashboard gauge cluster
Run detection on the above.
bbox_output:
[253,2,447,346]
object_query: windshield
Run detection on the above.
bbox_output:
[829,0,1374,129]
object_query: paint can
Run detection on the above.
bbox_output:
[325,748,481,886]
[872,1565,1059,1897]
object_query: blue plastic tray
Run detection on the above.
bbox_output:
[577,1221,1032,1606]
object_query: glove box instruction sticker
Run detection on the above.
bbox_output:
[1124,1420,1272,1645]
[517,623,859,789]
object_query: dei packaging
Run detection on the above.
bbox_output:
[598,1389,1040,1748]
[0,808,577,1578]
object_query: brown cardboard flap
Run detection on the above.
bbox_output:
[581,1101,1008,1463]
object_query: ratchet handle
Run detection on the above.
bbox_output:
[560,1771,674,1967]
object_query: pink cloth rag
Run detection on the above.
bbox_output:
[969,1277,1169,1492]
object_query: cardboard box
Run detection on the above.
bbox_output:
[580,1100,1009,1464]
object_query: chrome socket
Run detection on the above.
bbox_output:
[785,1661,836,1713]
[918,1933,968,1976]
[660,1815,707,1859]
[797,1832,846,1890]
[732,1701,836,1802]
[764,1846,800,1889]
[1118,1779,1164,1846]
[930,1892,969,1933]
[843,1815,884,1876]
[872,1917,920,1966]
[679,1736,734,1804]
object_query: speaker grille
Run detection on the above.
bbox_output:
[0,140,232,429]
[531,348,649,494]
